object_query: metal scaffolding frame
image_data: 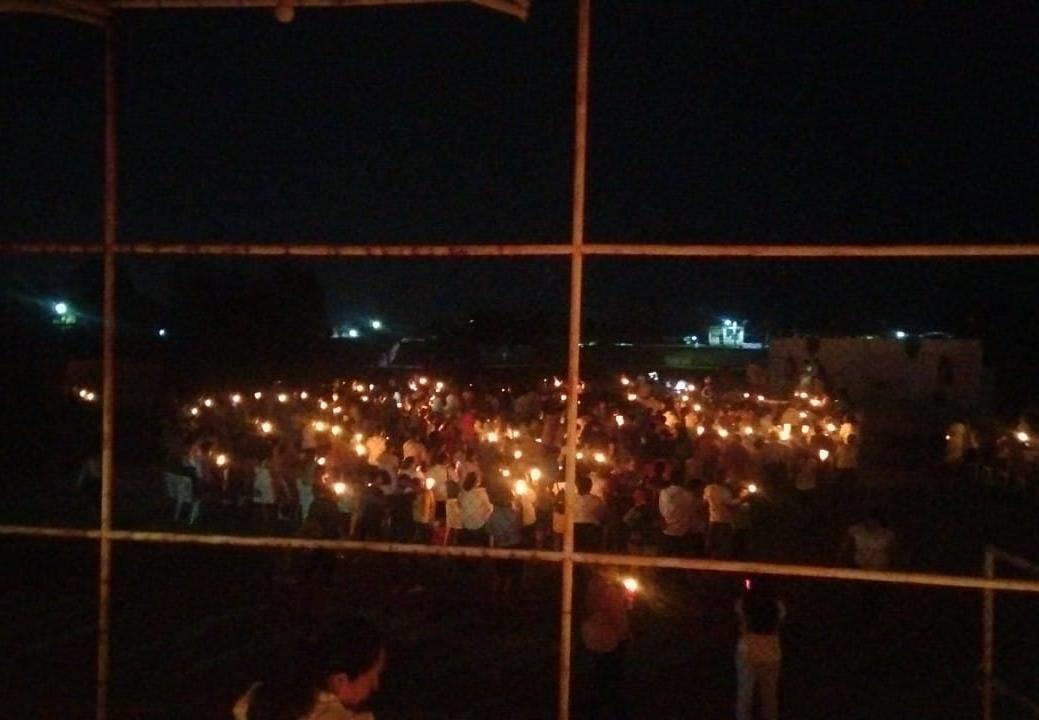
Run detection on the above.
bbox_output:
[4,2,1039,719]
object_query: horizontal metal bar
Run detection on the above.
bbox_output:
[109,0,528,20]
[116,242,573,257]
[6,241,1039,258]
[0,1,108,25]
[5,523,1039,594]
[583,243,1039,258]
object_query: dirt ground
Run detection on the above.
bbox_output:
[4,459,1039,720]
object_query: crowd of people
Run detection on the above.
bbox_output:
[158,369,887,567]
[153,370,908,720]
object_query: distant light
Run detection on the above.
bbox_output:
[818,449,830,462]
[370,319,383,330]
[254,391,263,400]
[347,328,360,338]
[333,481,347,496]
[230,393,242,405]
[331,425,343,437]
[260,421,274,434]
[622,577,639,593]
[529,467,542,482]
[354,443,367,456]
[202,398,214,408]
[895,330,907,339]
[514,479,530,496]
[53,302,68,315]
[1016,431,1030,443]
[215,453,228,467]
[593,451,608,464]
[299,391,308,400]
[425,477,436,490]
[277,393,289,403]
[157,328,167,337]
[513,449,523,460]
[614,414,625,428]
[316,456,327,466]
[747,483,758,494]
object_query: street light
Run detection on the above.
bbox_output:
[54,301,68,315]
[370,319,383,330]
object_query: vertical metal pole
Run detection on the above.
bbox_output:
[982,547,995,720]
[558,1,589,718]
[97,20,118,720]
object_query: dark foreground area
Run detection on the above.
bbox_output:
[4,464,1039,720]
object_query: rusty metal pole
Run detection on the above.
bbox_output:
[97,20,118,720]
[982,547,995,720]
[558,1,589,718]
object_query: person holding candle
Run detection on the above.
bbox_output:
[581,569,632,720]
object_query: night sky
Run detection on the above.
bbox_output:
[3,1,1039,380]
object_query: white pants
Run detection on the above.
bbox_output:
[736,643,779,720]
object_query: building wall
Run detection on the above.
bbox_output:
[768,337,983,406]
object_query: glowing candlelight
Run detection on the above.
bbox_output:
[332,406,343,415]
[818,449,830,461]
[333,481,346,496]
[675,380,687,391]
[501,468,511,478]
[354,443,367,457]
[486,431,500,443]
[743,426,754,436]
[757,394,765,402]
[513,449,523,460]
[299,391,309,400]
[825,422,837,433]
[560,393,568,402]
[313,421,328,432]
[319,400,329,410]
[254,391,263,400]
[330,425,343,437]
[779,425,792,442]
[696,426,705,436]
[418,376,429,386]
[801,424,811,435]
[260,421,274,434]
[360,395,369,403]
[622,577,639,593]
[435,381,445,392]
[717,428,730,439]
[615,415,625,427]
[693,403,703,413]
[743,392,750,399]
[353,433,364,443]
[747,483,758,494]
[1016,431,1030,443]
[626,392,637,402]
[425,477,436,490]
[529,467,542,482]
[215,453,228,467]
[231,393,242,405]
[620,376,631,386]
[514,479,530,496]
[316,456,327,466]
[593,451,608,464]
[203,398,214,408]
[189,407,200,416]
[277,393,289,403]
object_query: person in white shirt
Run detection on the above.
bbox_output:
[703,475,737,558]
[573,474,606,551]
[844,510,897,570]
[735,580,786,720]
[457,472,493,546]
[658,475,696,556]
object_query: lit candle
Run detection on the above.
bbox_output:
[316,456,327,466]
[330,425,343,437]
[203,398,214,408]
[215,453,228,467]
[333,481,347,496]
[818,449,830,461]
[513,449,523,460]
[254,391,263,400]
[593,451,607,464]
[260,421,274,434]
[514,479,529,496]
[231,393,242,405]
[615,414,625,427]
[354,443,367,456]
[622,576,639,593]
[529,467,542,482]
[277,393,289,403]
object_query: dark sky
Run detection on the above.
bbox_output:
[3,1,1039,345]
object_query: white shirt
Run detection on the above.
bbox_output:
[459,487,493,529]
[703,483,734,524]
[658,484,696,537]
[253,466,275,505]
[573,493,606,525]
